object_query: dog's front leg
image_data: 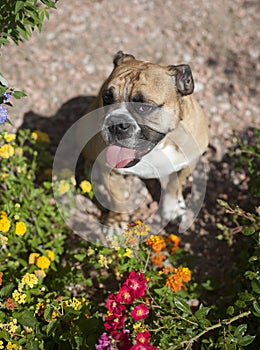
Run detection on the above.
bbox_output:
[162,164,195,222]
[102,169,130,228]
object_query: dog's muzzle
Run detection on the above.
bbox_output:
[102,111,165,169]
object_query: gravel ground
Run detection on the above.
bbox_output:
[0,0,259,298]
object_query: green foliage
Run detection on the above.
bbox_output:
[0,0,57,47]
[0,127,259,349]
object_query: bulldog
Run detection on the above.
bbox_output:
[78,51,208,228]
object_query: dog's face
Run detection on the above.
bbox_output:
[101,51,194,169]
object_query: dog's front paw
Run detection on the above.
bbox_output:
[162,194,186,222]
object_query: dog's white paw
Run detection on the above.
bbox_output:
[162,194,186,222]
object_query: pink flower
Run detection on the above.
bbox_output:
[117,285,134,304]
[136,331,151,344]
[123,271,147,299]
[106,294,126,316]
[131,304,149,321]
[104,313,126,331]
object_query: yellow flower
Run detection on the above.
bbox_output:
[80,180,92,193]
[0,234,8,245]
[31,130,50,143]
[0,173,9,180]
[45,249,55,261]
[0,340,4,349]
[57,180,70,194]
[4,132,16,143]
[15,147,23,156]
[0,215,11,233]
[7,342,17,350]
[98,254,112,269]
[70,176,76,186]
[21,273,38,288]
[0,144,14,158]
[34,269,46,279]
[36,256,50,270]
[28,252,40,264]
[123,248,133,258]
[12,290,26,304]
[64,297,82,311]
[15,221,27,235]
[9,319,18,334]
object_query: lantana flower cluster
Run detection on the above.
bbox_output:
[145,233,191,292]
[96,271,157,350]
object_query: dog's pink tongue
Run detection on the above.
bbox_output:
[106,145,135,168]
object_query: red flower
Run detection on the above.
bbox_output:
[117,285,134,304]
[130,344,157,350]
[131,304,149,321]
[136,331,151,344]
[124,271,147,299]
[106,294,126,316]
[112,329,133,350]
[104,313,126,331]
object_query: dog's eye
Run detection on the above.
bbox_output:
[135,104,155,114]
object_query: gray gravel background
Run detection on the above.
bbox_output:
[0,0,259,297]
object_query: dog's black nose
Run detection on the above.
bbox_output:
[107,115,132,135]
[108,121,131,133]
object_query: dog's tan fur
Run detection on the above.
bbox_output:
[78,52,208,226]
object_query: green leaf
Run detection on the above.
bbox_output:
[17,310,38,328]
[44,306,53,321]
[237,335,256,346]
[0,73,8,86]
[74,253,86,262]
[251,279,260,294]
[226,306,235,316]
[253,301,260,317]
[15,1,25,14]
[234,324,247,338]
[0,283,14,297]
[174,296,191,314]
[13,90,27,99]
[46,319,58,336]
[26,341,39,350]
[40,0,57,9]
[242,227,255,236]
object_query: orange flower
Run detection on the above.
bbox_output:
[0,271,3,285]
[4,297,16,310]
[166,267,192,292]
[151,252,166,267]
[145,235,166,252]
[160,266,175,275]
[166,274,183,292]
[168,234,181,252]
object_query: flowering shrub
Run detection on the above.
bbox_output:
[0,91,259,349]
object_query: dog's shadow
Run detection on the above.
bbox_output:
[20,95,95,153]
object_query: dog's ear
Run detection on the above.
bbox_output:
[168,64,194,96]
[113,51,135,67]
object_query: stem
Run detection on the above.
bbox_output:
[168,311,251,350]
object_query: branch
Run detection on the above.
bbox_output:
[168,311,251,350]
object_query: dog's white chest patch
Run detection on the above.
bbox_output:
[116,143,191,179]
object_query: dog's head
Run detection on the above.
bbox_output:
[101,51,194,169]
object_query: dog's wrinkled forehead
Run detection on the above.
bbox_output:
[102,51,194,107]
[103,64,172,106]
